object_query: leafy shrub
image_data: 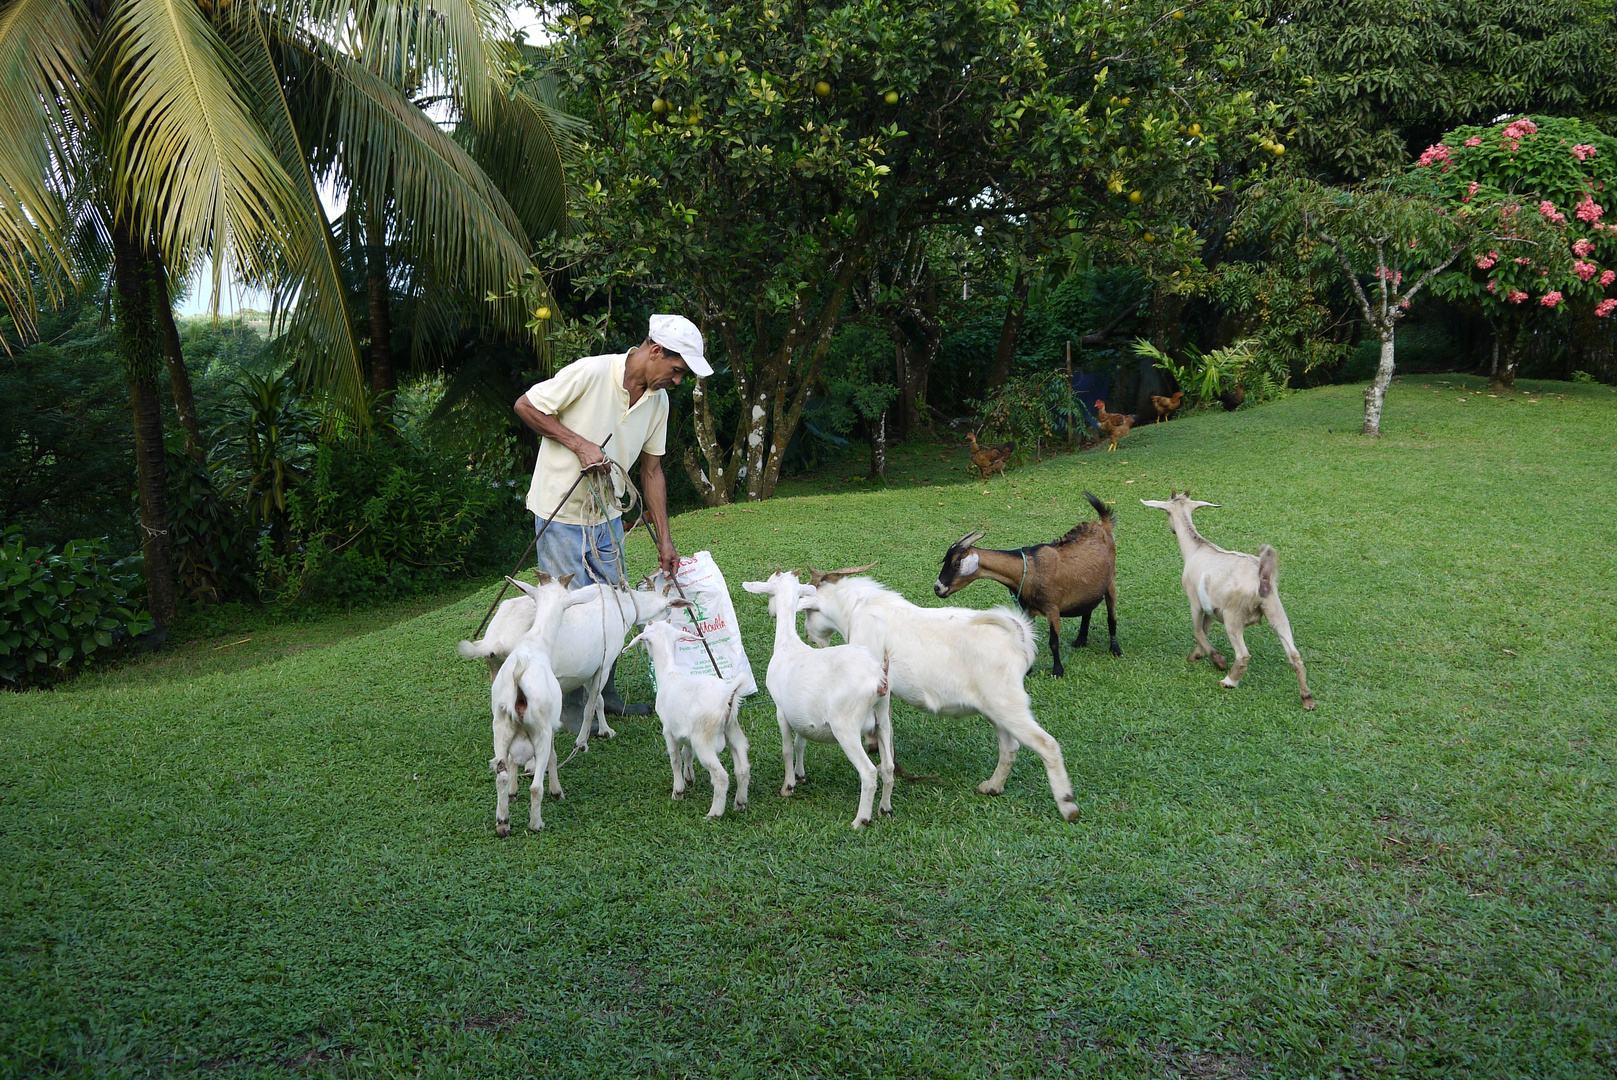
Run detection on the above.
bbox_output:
[1,531,154,689]
[969,370,1086,462]
[1135,337,1291,409]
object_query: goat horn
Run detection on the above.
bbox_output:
[813,560,877,585]
[954,529,985,549]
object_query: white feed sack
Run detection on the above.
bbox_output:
[645,551,758,696]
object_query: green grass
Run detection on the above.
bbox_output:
[3,375,1615,1078]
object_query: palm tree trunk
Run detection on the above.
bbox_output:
[366,212,394,395]
[151,253,204,462]
[112,222,178,628]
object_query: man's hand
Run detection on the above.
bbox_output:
[656,536,679,577]
[574,440,610,473]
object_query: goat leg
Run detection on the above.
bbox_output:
[1105,580,1122,658]
[1046,612,1065,677]
[1072,608,1092,648]
[1218,618,1250,688]
[1265,598,1315,710]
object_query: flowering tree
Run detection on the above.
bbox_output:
[1403,115,1617,388]
[1256,179,1476,435]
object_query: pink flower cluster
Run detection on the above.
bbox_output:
[1514,256,1533,265]
[1573,238,1596,257]
[1417,143,1452,168]
[1575,260,1598,281]
[1539,200,1566,224]
[1501,118,1539,152]
[1575,196,1604,224]
[1597,298,1617,318]
[1602,270,1616,287]
[1486,280,1497,292]
[1476,251,1499,270]
[1540,291,1563,308]
[1507,289,1529,304]
[1374,267,1403,285]
[1464,136,1483,148]
[1572,143,1598,162]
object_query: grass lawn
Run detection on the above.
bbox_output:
[3,375,1614,1078]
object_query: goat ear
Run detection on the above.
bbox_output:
[624,628,649,651]
[741,580,768,595]
[1139,499,1169,510]
[506,575,540,598]
[668,598,693,610]
[957,552,980,577]
[1188,500,1221,510]
[795,595,821,613]
[795,584,817,599]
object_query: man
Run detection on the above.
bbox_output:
[514,313,709,722]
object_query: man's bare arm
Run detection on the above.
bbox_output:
[638,453,679,575]
[514,395,607,471]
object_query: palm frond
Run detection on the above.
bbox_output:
[0,0,94,338]
[459,74,579,242]
[226,6,366,414]
[99,0,304,298]
[281,34,544,340]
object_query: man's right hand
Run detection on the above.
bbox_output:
[574,441,610,472]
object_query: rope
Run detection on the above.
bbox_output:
[1017,549,1030,600]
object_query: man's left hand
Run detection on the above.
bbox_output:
[657,538,679,576]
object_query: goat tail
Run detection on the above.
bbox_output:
[1258,544,1279,597]
[867,614,891,697]
[1083,490,1112,525]
[457,638,490,659]
[723,678,745,731]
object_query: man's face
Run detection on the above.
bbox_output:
[646,344,691,389]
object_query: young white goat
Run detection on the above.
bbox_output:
[489,574,596,834]
[741,572,894,829]
[1140,492,1315,710]
[460,583,676,751]
[624,618,751,818]
[802,568,1080,822]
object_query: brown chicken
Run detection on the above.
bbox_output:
[1094,400,1133,451]
[966,432,1015,479]
[1150,390,1183,422]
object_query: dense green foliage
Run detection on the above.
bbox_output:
[0,531,152,688]
[1,380,1612,1074]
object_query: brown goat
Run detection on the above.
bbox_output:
[933,492,1121,676]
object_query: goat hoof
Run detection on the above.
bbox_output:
[705,810,723,820]
[1109,643,1122,658]
[1218,677,1238,689]
[851,817,869,830]
[495,821,510,837]
[780,786,795,797]
[672,790,684,800]
[976,781,1003,796]
[528,821,544,832]
[734,799,748,811]
[879,806,893,816]
[1211,654,1229,671]
[1302,695,1316,711]
[1188,650,1202,664]
[1059,803,1081,823]
[1072,637,1088,649]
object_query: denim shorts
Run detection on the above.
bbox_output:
[534,517,627,589]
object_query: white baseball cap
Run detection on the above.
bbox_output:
[647,313,711,377]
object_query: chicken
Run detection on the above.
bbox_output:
[1218,383,1245,411]
[966,432,1015,479]
[1150,390,1183,422]
[1094,400,1133,451]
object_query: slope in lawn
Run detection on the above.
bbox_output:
[1,377,1613,1079]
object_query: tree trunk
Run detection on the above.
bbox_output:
[985,267,1030,388]
[868,409,887,479]
[1362,324,1396,436]
[151,253,204,462]
[1490,322,1520,391]
[896,278,941,435]
[112,222,177,628]
[366,211,394,396]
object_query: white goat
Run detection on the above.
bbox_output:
[460,582,676,751]
[1140,492,1315,710]
[802,569,1080,822]
[741,572,894,829]
[624,618,751,818]
[489,574,596,834]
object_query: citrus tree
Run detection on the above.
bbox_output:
[542,0,1275,505]
[1403,115,1617,388]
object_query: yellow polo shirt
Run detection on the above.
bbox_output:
[524,352,669,525]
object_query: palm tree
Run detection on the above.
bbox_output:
[0,0,569,626]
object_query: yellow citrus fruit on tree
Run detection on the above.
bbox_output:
[1143,232,1155,242]
[1187,122,1201,137]
[534,306,552,321]
[884,90,899,105]
[652,98,668,114]
[1271,141,1285,155]
[1128,190,1143,204]
[814,80,831,98]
